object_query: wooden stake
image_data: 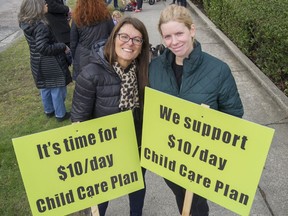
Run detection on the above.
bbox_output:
[91,206,100,216]
[181,104,209,216]
[182,190,193,216]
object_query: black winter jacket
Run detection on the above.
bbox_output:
[71,40,122,122]
[20,21,72,89]
[45,0,70,44]
[71,40,145,147]
[70,19,114,79]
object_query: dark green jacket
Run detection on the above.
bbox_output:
[149,41,243,118]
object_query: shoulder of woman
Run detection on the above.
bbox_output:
[203,52,230,69]
[34,21,49,34]
[80,63,109,79]
[34,20,49,29]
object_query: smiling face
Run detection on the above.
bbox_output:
[115,24,143,68]
[160,21,195,64]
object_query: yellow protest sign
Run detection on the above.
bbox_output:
[12,111,143,216]
[141,87,274,216]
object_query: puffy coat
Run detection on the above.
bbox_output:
[71,40,121,122]
[20,21,72,89]
[70,19,114,79]
[45,0,70,44]
[71,40,143,146]
[149,40,244,118]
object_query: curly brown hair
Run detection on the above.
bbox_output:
[72,0,111,27]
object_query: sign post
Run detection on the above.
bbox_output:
[182,190,193,216]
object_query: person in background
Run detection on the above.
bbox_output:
[113,0,119,9]
[71,16,150,216]
[135,0,143,12]
[45,0,71,47]
[18,0,72,122]
[180,0,187,7]
[122,0,137,12]
[170,0,186,7]
[70,0,114,80]
[149,5,244,215]
[170,0,176,5]
[112,10,123,25]
[109,0,125,11]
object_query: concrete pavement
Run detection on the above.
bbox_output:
[0,0,23,52]
[104,1,288,215]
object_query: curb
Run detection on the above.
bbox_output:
[0,30,23,53]
[187,2,288,115]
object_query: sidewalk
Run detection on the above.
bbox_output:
[0,0,23,52]
[104,1,288,215]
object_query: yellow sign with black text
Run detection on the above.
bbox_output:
[141,87,274,216]
[13,111,143,216]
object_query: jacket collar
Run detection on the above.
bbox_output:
[159,40,203,75]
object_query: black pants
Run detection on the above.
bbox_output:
[137,0,143,9]
[113,0,118,7]
[164,178,209,216]
[98,168,146,216]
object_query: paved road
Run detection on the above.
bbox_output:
[0,0,23,52]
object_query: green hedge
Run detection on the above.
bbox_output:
[201,0,288,96]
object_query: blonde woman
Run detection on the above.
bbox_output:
[149,5,243,215]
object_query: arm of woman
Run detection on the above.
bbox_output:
[70,21,79,58]
[218,63,244,118]
[34,22,66,55]
[71,67,97,122]
[45,0,69,14]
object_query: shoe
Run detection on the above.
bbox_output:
[56,112,70,122]
[45,111,55,118]
[135,9,141,12]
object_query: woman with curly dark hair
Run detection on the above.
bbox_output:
[70,0,114,79]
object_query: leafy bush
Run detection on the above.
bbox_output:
[201,0,288,96]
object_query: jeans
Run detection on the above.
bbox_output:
[98,168,146,216]
[164,179,209,216]
[40,86,67,118]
